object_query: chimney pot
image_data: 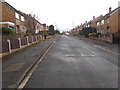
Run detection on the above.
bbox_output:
[109,7,112,13]
[93,16,95,20]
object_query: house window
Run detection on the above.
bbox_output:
[21,16,25,22]
[21,26,26,33]
[8,26,14,30]
[101,20,104,24]
[97,22,99,26]
[107,18,110,23]
[107,27,110,33]
[15,12,19,19]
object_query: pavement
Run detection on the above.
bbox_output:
[24,35,119,88]
[2,36,58,88]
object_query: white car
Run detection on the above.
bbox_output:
[65,33,70,36]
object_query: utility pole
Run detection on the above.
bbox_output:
[73,21,74,29]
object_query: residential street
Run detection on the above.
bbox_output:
[24,35,119,88]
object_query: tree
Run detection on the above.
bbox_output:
[55,30,60,34]
[25,14,38,35]
[49,25,55,35]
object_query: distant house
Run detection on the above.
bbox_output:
[40,24,49,32]
[35,20,41,34]
[96,16,105,34]
[91,15,103,29]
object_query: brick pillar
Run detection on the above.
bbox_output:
[26,36,29,45]
[7,40,11,53]
[18,38,21,48]
[110,34,113,43]
[40,35,43,41]
[35,35,37,42]
[32,36,33,43]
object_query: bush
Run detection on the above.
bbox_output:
[78,27,97,37]
[2,27,14,35]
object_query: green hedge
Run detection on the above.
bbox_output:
[2,27,14,35]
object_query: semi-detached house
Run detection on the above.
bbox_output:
[0,1,26,33]
[97,7,120,34]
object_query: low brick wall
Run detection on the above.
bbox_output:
[21,37,27,46]
[33,35,37,42]
[28,36,33,43]
[2,40,9,53]
[2,35,43,54]
[10,38,20,49]
[89,34,113,43]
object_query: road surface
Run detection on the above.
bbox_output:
[25,35,118,88]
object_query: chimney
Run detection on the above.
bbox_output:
[93,16,95,20]
[109,7,112,13]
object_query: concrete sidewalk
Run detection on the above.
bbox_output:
[2,36,57,88]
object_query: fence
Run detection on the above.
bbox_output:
[2,35,42,54]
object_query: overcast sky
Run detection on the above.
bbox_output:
[5,0,120,32]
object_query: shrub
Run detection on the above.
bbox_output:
[2,27,14,35]
[78,27,97,37]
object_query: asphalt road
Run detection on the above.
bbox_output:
[25,35,118,88]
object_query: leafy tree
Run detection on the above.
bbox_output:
[55,30,60,34]
[49,25,55,35]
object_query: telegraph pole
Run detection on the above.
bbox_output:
[73,21,74,29]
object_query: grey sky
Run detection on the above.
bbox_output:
[5,0,120,31]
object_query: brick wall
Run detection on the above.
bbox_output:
[2,35,43,53]
[118,9,120,30]
[104,9,119,34]
[91,15,103,29]
[0,1,2,22]
[109,10,118,33]
[1,2,15,23]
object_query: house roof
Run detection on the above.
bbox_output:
[2,1,27,17]
[97,6,120,22]
[104,6,120,19]
[3,2,17,11]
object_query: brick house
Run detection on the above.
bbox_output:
[0,1,16,30]
[35,20,41,34]
[40,24,49,32]
[15,11,26,33]
[97,7,120,34]
[96,16,105,34]
[90,15,103,29]
[0,1,26,33]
